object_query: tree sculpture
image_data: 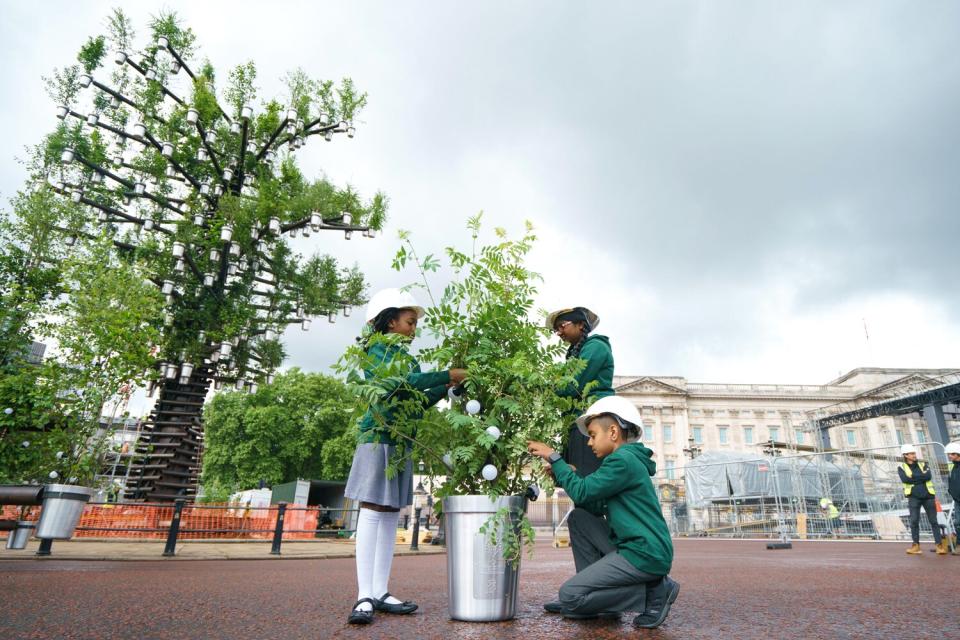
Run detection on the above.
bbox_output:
[39,11,383,501]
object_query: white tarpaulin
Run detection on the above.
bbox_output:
[683,451,866,508]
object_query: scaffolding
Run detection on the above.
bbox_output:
[675,442,953,541]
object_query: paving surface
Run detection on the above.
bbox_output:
[1,539,958,639]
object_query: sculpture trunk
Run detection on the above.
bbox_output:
[125,364,212,502]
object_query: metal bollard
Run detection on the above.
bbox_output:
[163,499,186,557]
[410,506,422,551]
[270,502,287,555]
[35,538,53,556]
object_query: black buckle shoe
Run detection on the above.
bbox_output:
[374,592,418,615]
[633,577,680,629]
[543,600,563,614]
[347,598,376,625]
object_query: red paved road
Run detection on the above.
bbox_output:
[1,540,957,639]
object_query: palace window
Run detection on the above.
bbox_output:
[663,424,673,443]
[718,427,729,445]
[692,427,703,444]
[846,430,856,447]
[744,426,754,445]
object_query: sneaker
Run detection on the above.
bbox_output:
[543,600,563,614]
[562,610,621,620]
[633,577,680,629]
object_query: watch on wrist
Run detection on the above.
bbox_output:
[547,452,562,464]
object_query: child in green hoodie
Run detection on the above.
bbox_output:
[528,395,679,629]
[547,306,614,478]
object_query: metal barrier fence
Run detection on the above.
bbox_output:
[1,501,362,551]
[659,442,955,542]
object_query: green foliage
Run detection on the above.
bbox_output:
[408,216,584,496]
[478,506,537,569]
[3,9,388,491]
[225,61,258,115]
[338,216,587,561]
[77,36,106,73]
[201,369,355,494]
[0,223,161,486]
[106,8,135,53]
[149,11,196,59]
[31,9,385,382]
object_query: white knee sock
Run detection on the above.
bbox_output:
[354,508,381,611]
[372,510,401,603]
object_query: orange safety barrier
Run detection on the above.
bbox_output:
[4,502,332,540]
[69,503,328,540]
[0,504,41,540]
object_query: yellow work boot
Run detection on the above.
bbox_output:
[906,543,922,555]
[936,540,948,555]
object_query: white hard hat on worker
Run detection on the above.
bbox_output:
[364,288,425,322]
[575,396,643,441]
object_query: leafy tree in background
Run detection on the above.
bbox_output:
[0,184,161,486]
[201,368,356,497]
[2,9,385,499]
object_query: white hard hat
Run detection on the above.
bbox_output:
[364,288,425,323]
[900,444,918,456]
[575,396,642,439]
[546,307,599,331]
[945,442,960,456]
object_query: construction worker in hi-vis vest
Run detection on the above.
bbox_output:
[897,444,947,555]
[946,441,960,555]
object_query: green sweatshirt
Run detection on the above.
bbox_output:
[552,442,673,575]
[357,340,450,446]
[557,334,615,403]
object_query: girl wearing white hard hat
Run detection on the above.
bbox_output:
[898,444,946,555]
[345,288,467,624]
[546,307,615,478]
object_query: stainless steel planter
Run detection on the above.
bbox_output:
[443,495,526,622]
[35,484,93,539]
[5,521,35,550]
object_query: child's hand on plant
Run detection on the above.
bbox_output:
[526,441,556,460]
[449,368,468,384]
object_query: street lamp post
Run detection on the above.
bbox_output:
[411,481,425,551]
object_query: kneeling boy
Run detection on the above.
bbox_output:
[528,395,678,629]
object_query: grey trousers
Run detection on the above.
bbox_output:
[559,508,663,616]
[907,496,942,544]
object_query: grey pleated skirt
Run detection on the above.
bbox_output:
[344,442,414,508]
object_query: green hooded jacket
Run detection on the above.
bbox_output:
[357,340,450,446]
[557,334,615,403]
[552,442,673,575]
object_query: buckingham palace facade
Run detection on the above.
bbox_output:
[613,367,960,486]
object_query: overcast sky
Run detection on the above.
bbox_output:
[3,1,959,391]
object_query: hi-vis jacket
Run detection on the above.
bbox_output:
[898,461,936,498]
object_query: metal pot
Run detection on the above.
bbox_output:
[443,495,526,622]
[35,484,93,540]
[5,521,36,550]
